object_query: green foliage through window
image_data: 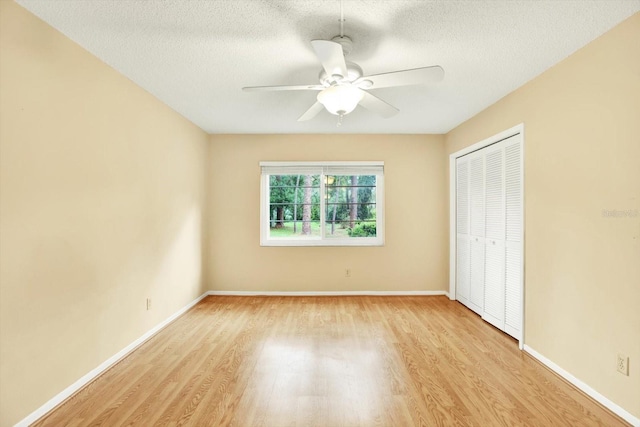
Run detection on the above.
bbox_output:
[261,162,383,246]
[347,222,377,237]
[268,174,377,239]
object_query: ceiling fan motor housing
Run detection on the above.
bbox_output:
[317,35,361,85]
[319,61,363,85]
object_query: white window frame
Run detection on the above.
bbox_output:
[260,161,385,247]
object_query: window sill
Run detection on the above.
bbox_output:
[260,237,384,247]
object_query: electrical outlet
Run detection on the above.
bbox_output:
[345,269,351,278]
[617,354,629,376]
[146,298,152,311]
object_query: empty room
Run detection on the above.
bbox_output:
[1,1,638,426]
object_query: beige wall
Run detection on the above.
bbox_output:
[0,2,209,425]
[207,134,448,293]
[445,13,640,419]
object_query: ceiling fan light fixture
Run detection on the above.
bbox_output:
[317,84,363,116]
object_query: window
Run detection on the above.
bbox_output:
[260,162,384,246]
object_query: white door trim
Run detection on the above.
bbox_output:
[449,123,525,350]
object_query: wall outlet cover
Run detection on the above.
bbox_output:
[616,354,629,376]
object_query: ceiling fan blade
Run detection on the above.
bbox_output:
[298,101,325,121]
[357,66,444,89]
[311,40,348,80]
[243,84,324,92]
[358,90,399,118]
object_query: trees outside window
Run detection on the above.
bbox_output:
[324,175,377,238]
[260,162,384,247]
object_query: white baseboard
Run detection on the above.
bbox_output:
[207,290,449,297]
[15,292,210,427]
[524,345,639,427]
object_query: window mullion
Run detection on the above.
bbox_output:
[320,172,326,240]
[377,174,384,244]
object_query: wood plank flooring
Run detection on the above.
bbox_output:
[33,296,629,426]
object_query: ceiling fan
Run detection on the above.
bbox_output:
[242,3,445,125]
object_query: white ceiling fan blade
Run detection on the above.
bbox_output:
[243,84,324,92]
[297,101,325,121]
[358,90,399,118]
[357,66,444,89]
[311,40,348,80]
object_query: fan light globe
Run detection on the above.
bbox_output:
[317,85,363,116]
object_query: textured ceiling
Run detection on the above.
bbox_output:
[16,0,640,134]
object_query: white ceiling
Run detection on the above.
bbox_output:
[16,0,640,134]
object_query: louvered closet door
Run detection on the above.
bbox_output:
[456,157,470,306]
[483,145,506,331]
[468,152,485,314]
[504,135,523,339]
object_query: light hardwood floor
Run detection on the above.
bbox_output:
[33,296,629,426]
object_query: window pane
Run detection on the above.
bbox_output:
[269,174,320,238]
[325,175,377,238]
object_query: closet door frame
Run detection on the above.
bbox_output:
[449,123,525,350]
